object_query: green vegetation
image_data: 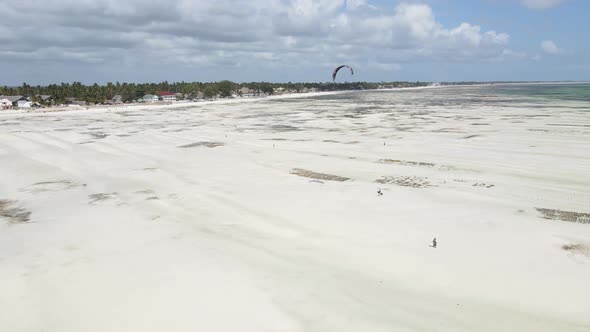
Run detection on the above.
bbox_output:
[203,86,218,99]
[216,80,234,98]
[0,80,432,106]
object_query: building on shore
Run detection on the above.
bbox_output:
[0,95,26,108]
[0,98,13,109]
[66,98,87,106]
[17,100,33,108]
[239,87,256,97]
[157,91,176,101]
[29,95,53,104]
[111,95,123,104]
[142,94,159,103]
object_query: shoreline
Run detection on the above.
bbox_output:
[3,82,587,116]
[0,85,446,116]
[0,91,341,116]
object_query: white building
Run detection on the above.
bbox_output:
[17,100,33,108]
[0,98,12,109]
[0,95,25,107]
[111,95,123,104]
[142,94,159,103]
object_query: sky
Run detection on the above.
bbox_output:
[0,0,588,84]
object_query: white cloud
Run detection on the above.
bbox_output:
[532,54,542,61]
[521,0,566,10]
[346,0,374,10]
[541,40,563,54]
[366,62,402,71]
[0,1,513,78]
[502,49,526,58]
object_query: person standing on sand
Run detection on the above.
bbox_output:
[431,238,437,248]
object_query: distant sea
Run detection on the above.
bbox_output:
[273,83,590,113]
[489,83,590,103]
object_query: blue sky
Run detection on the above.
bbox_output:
[0,0,587,84]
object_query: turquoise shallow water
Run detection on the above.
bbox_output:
[490,83,590,103]
[270,83,590,113]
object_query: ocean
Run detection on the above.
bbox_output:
[273,83,590,110]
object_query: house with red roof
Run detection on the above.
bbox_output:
[157,91,176,102]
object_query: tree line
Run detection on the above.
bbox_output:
[0,80,431,106]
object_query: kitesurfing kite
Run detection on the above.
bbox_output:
[332,65,354,81]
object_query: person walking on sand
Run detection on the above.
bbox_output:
[431,237,437,248]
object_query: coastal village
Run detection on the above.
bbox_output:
[0,86,320,110]
[0,80,435,110]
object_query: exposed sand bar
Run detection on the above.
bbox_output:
[0,88,589,331]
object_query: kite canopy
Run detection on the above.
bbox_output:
[332,65,354,81]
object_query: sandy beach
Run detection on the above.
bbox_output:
[1,85,589,331]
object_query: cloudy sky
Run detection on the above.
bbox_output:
[0,0,587,84]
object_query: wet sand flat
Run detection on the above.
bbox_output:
[1,86,589,332]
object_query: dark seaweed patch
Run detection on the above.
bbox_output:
[0,200,31,224]
[536,208,590,224]
[291,168,349,182]
[179,142,225,148]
